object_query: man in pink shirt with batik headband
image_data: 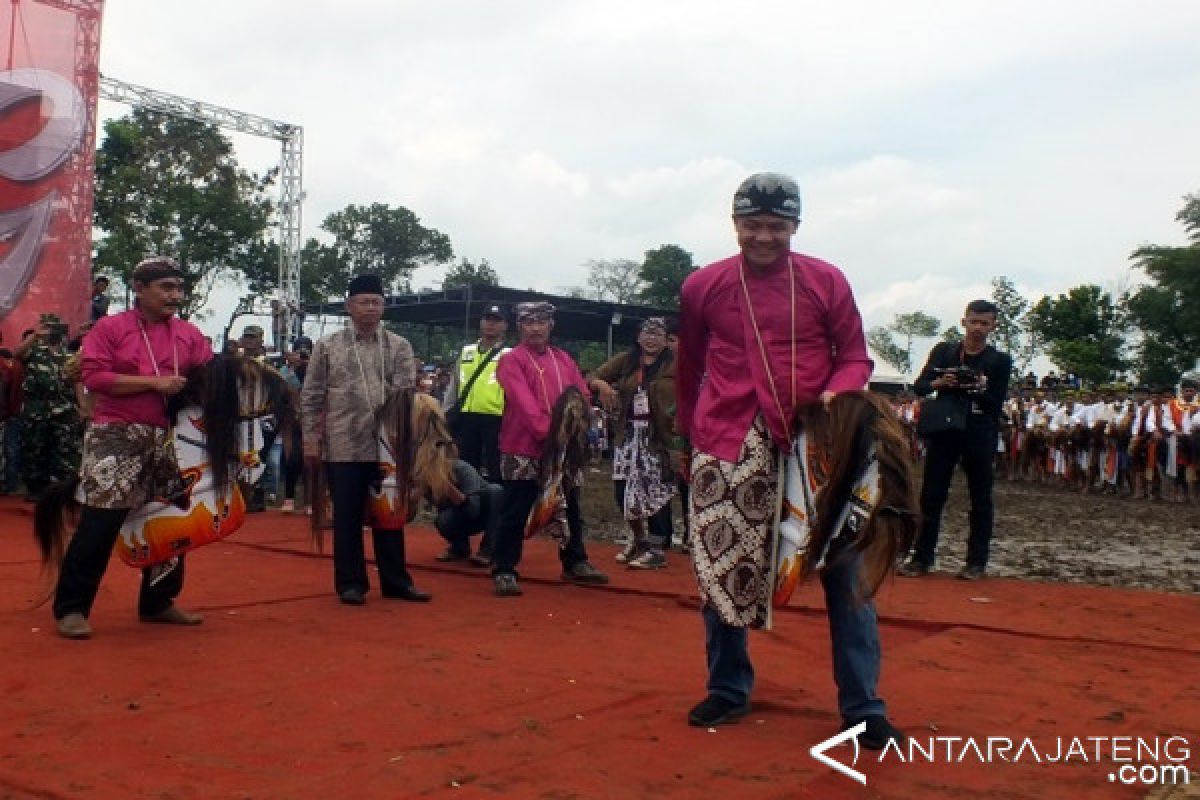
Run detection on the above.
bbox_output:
[676,174,905,749]
[489,302,609,597]
[53,257,212,640]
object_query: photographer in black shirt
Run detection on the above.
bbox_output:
[901,300,1012,580]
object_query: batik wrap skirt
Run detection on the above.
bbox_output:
[611,419,674,521]
[77,422,184,510]
[688,416,780,629]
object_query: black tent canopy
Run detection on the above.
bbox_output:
[304,284,674,347]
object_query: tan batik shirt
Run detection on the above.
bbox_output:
[300,327,416,462]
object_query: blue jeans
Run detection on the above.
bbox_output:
[702,554,886,721]
[262,440,283,499]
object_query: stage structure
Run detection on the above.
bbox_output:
[1,1,304,346]
[97,76,305,349]
[0,0,103,340]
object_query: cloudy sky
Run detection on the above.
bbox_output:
[95,1,1200,354]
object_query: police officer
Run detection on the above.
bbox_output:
[442,305,509,564]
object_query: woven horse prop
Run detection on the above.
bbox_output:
[525,386,591,544]
[34,356,295,571]
[771,390,919,609]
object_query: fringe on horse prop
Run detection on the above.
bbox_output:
[771,390,919,608]
[525,386,591,544]
[34,356,295,573]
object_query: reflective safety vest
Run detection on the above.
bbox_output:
[456,341,508,416]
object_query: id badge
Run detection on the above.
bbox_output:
[632,389,650,417]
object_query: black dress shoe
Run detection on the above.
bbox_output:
[384,586,432,602]
[339,589,366,606]
[435,548,470,563]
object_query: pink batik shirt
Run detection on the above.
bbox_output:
[496,343,590,459]
[676,251,873,462]
[82,308,213,429]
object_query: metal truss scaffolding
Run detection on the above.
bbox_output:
[97,74,304,346]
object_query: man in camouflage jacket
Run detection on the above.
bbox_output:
[17,315,81,497]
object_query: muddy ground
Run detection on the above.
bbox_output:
[575,462,1200,595]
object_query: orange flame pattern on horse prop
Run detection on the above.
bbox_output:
[371,390,462,530]
[525,386,591,543]
[34,356,295,572]
[771,391,919,610]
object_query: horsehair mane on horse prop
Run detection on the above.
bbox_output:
[773,390,919,608]
[407,392,460,506]
[33,355,296,582]
[168,355,297,496]
[525,385,591,541]
[542,386,590,483]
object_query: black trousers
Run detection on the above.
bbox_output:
[452,412,502,480]
[613,479,673,547]
[491,480,588,578]
[53,506,185,619]
[913,422,998,568]
[326,461,415,596]
[436,483,502,556]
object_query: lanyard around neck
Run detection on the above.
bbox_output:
[739,256,796,439]
[138,316,178,378]
[353,329,386,411]
[138,316,178,411]
[523,346,563,414]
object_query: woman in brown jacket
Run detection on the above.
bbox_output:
[588,317,677,568]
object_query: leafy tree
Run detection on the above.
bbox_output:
[941,326,963,343]
[889,311,939,373]
[989,275,1042,375]
[637,244,694,310]
[585,258,644,304]
[1026,285,1126,385]
[865,311,939,374]
[442,257,499,290]
[315,203,453,298]
[93,109,275,318]
[1124,193,1200,385]
[866,326,909,374]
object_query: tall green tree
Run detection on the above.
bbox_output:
[1026,285,1126,385]
[442,257,499,290]
[1124,192,1200,385]
[866,326,909,374]
[93,109,275,318]
[866,311,940,374]
[989,275,1041,375]
[889,311,940,373]
[315,203,453,298]
[637,244,694,310]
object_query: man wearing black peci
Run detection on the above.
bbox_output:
[900,299,1012,581]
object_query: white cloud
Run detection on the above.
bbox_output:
[86,0,1200,354]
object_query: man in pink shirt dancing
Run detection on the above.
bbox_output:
[490,302,609,597]
[53,257,212,640]
[676,174,904,748]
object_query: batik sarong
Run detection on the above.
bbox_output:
[77,422,184,510]
[688,416,778,629]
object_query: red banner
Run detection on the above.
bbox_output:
[0,0,103,347]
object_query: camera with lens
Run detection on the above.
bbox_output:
[935,366,984,390]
